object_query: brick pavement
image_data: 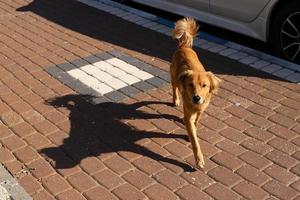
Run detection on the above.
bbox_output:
[0,0,300,199]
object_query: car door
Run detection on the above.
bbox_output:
[210,0,271,22]
[168,0,209,12]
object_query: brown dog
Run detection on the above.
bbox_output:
[170,18,221,169]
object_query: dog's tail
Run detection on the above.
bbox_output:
[172,17,199,48]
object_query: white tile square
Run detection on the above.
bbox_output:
[78,74,100,86]
[93,60,126,77]
[105,78,128,90]
[81,64,113,82]
[110,60,141,74]
[118,74,140,85]
[106,66,127,77]
[131,70,153,80]
[93,61,113,71]
[67,69,89,79]
[92,83,114,94]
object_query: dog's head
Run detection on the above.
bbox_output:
[179,70,221,105]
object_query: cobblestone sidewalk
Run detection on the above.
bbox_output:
[0,0,300,200]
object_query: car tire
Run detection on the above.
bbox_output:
[270,0,300,63]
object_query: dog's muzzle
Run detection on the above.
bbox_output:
[192,95,201,104]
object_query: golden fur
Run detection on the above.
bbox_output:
[170,18,221,168]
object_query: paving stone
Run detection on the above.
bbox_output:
[241,138,273,155]
[261,64,282,73]
[205,183,239,200]
[104,78,127,90]
[27,159,55,179]
[122,169,155,190]
[56,189,86,200]
[208,166,242,187]
[83,55,102,63]
[291,163,300,176]
[67,171,97,192]
[133,157,165,175]
[42,174,71,195]
[104,155,134,175]
[57,63,77,71]
[32,189,55,200]
[144,184,178,200]
[146,76,167,87]
[79,157,105,175]
[133,81,155,92]
[218,48,238,56]
[264,165,298,184]
[70,59,89,68]
[286,72,300,83]
[46,67,64,77]
[1,135,26,151]
[164,141,192,158]
[18,174,42,195]
[95,52,114,60]
[239,56,259,65]
[211,152,243,171]
[268,137,298,155]
[265,150,298,169]
[81,64,114,81]
[93,169,125,190]
[273,68,294,78]
[236,165,269,186]
[250,60,270,69]
[119,85,141,97]
[239,151,272,170]
[92,82,114,95]
[219,127,247,143]
[263,180,298,200]
[113,183,147,200]
[154,169,186,191]
[14,146,40,164]
[228,52,248,60]
[233,181,268,200]
[84,186,118,200]
[216,139,246,156]
[118,74,140,85]
[268,124,297,140]
[176,185,213,200]
[105,90,127,102]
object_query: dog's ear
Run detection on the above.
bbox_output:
[206,72,221,94]
[178,70,193,84]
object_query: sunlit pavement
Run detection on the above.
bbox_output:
[0,0,300,199]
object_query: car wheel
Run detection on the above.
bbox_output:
[270,1,300,63]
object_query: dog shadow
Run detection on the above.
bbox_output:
[40,94,195,172]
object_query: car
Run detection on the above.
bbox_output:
[132,0,300,63]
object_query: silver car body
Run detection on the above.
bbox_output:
[132,0,280,42]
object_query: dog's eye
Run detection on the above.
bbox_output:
[202,84,207,88]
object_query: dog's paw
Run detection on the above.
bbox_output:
[173,99,180,107]
[195,159,205,169]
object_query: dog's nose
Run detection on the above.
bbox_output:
[192,95,201,104]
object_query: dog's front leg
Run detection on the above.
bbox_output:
[184,112,205,169]
[194,112,202,127]
[172,84,180,107]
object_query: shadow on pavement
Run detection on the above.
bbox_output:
[40,94,195,172]
[17,0,285,81]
